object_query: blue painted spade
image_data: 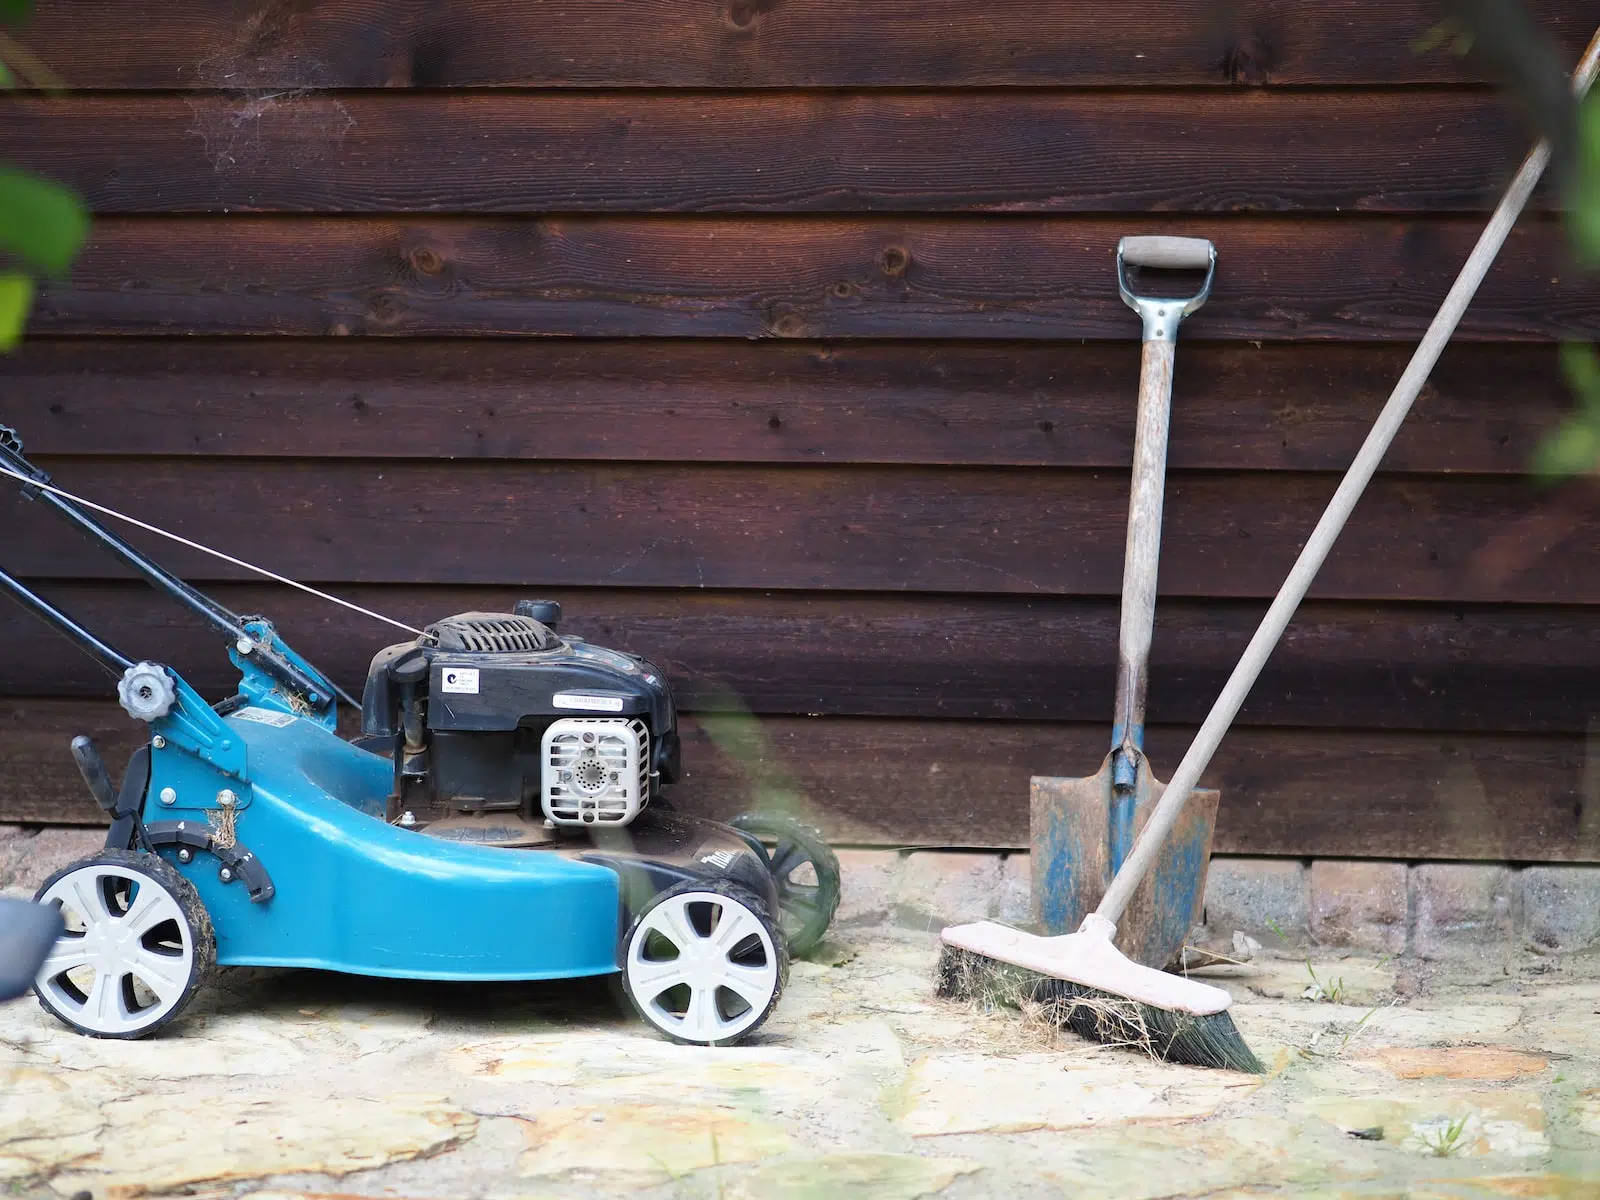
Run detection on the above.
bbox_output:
[1030,235,1221,970]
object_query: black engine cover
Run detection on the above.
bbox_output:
[360,610,681,811]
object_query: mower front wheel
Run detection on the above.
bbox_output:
[621,878,787,1046]
[32,849,214,1039]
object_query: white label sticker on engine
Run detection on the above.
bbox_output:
[233,706,295,728]
[553,692,625,712]
[440,667,481,695]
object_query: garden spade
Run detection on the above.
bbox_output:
[1030,235,1220,969]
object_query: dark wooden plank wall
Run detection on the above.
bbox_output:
[1,1,1597,858]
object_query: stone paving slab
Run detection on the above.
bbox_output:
[5,925,1600,1200]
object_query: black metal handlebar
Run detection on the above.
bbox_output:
[0,425,339,712]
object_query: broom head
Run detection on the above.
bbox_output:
[939,914,1263,1073]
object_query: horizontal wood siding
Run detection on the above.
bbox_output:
[11,1,1594,88]
[0,340,1574,473]
[23,218,1600,341]
[2,93,1542,214]
[8,703,1592,861]
[2,585,1592,733]
[8,460,1598,602]
[1,1,1596,858]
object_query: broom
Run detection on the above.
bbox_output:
[939,24,1600,1073]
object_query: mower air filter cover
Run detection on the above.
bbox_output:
[541,717,650,827]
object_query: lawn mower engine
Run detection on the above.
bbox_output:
[360,601,681,831]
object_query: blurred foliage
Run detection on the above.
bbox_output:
[1412,19,1476,57]
[1428,0,1600,477]
[1439,0,1578,177]
[0,168,87,275]
[695,686,814,825]
[1533,343,1600,477]
[1573,92,1600,265]
[0,0,87,352]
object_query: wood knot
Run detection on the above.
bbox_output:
[1220,33,1277,85]
[771,312,807,337]
[409,246,444,275]
[727,0,782,28]
[368,293,401,323]
[831,281,855,298]
[879,246,910,276]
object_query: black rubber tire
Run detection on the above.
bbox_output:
[32,848,215,1040]
[620,877,788,1046]
[726,812,841,957]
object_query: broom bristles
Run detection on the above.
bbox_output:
[937,945,1264,1074]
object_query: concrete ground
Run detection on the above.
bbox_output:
[5,909,1600,1200]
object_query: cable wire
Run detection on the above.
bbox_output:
[0,462,424,636]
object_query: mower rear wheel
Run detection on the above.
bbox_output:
[621,879,787,1046]
[727,812,841,957]
[33,849,213,1039]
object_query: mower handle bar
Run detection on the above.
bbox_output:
[0,426,340,713]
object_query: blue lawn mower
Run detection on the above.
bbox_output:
[0,426,840,1044]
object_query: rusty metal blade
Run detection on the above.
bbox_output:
[1031,753,1219,969]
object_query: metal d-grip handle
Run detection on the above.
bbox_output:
[1116,236,1216,343]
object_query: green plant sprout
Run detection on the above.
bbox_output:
[1338,999,1395,1052]
[1415,1113,1473,1157]
[1301,997,1395,1059]
[1258,918,1350,1005]
[1301,963,1346,1005]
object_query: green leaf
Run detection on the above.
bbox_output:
[0,58,13,88]
[1409,19,1474,57]
[1560,342,1600,414]
[0,0,31,24]
[0,272,33,352]
[1411,21,1452,54]
[0,168,88,275]
[1533,343,1600,478]
[1569,94,1600,267]
[1533,415,1600,479]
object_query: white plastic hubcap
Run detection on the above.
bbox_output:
[36,864,194,1036]
[626,891,779,1044]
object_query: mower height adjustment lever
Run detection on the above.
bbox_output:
[143,819,276,903]
[70,735,119,814]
